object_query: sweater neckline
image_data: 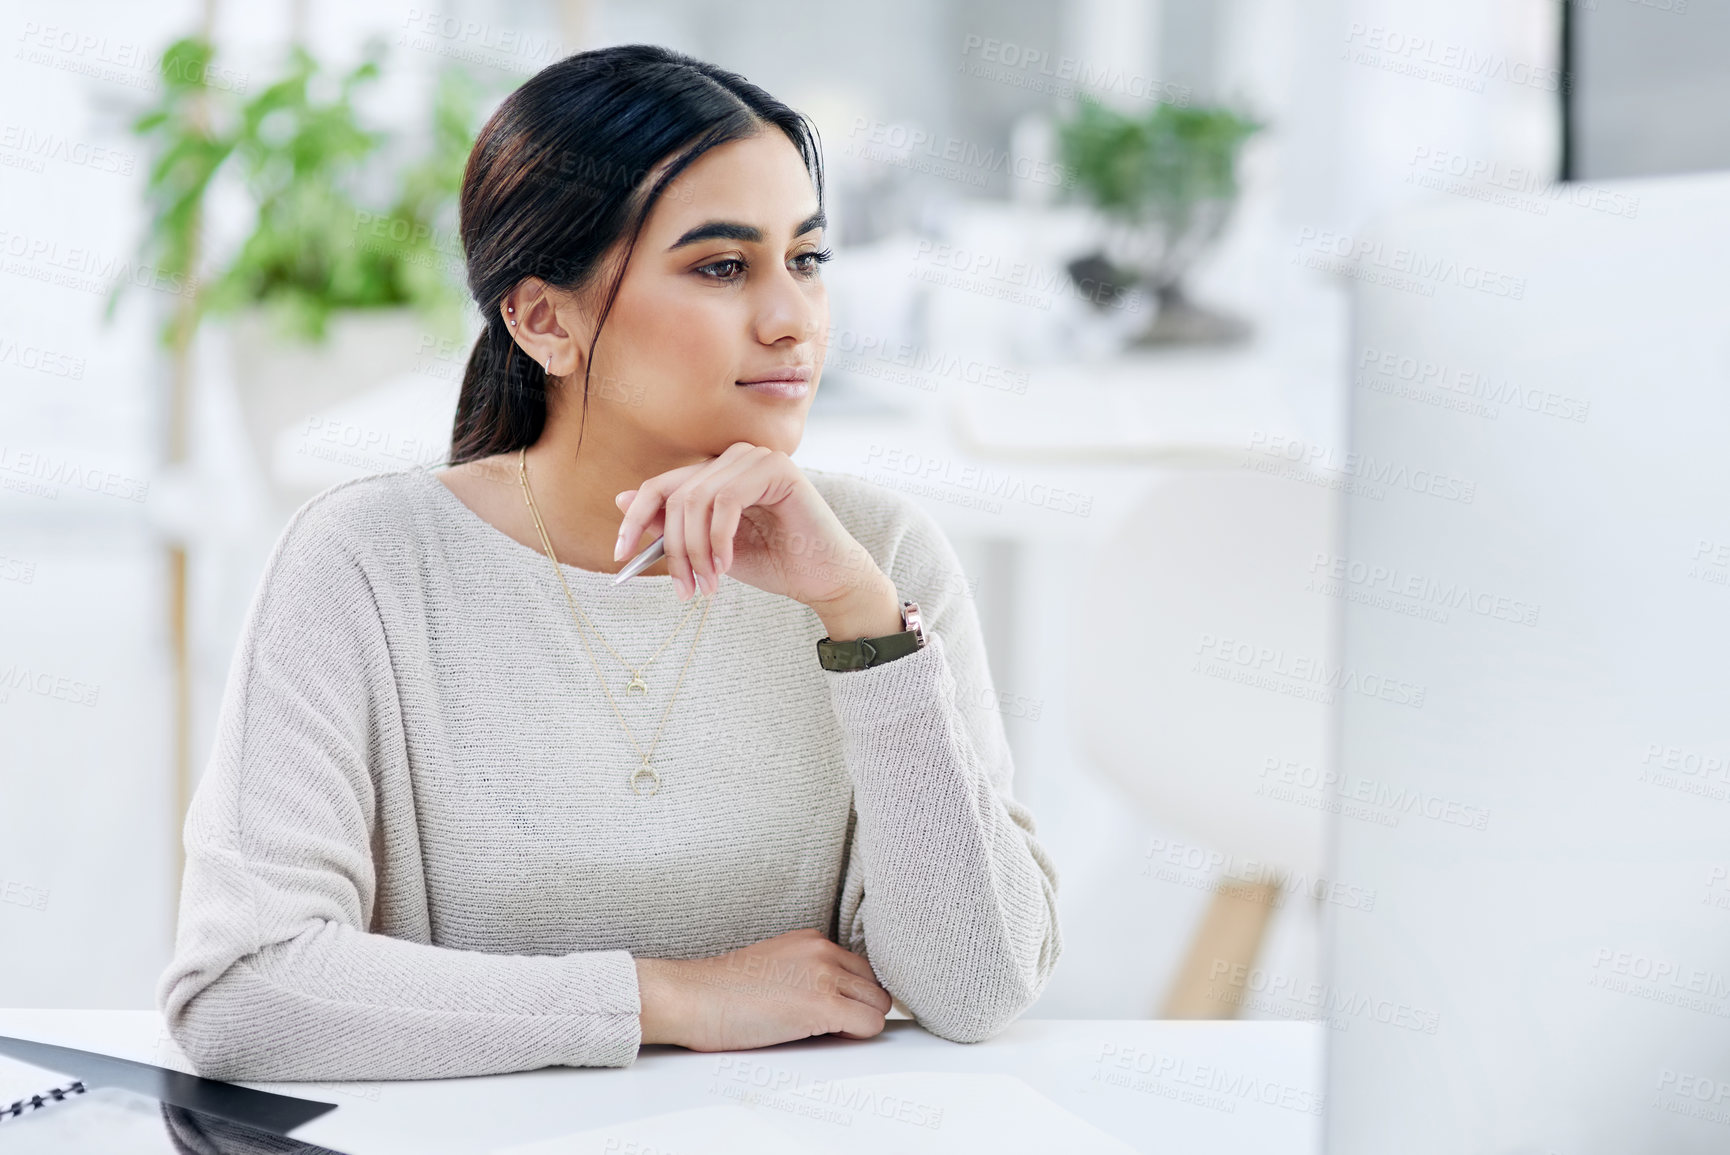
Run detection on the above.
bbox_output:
[415,464,687,590]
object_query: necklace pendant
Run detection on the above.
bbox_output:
[628,765,660,797]
[625,674,649,695]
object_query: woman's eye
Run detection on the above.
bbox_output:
[697,258,745,281]
[795,247,834,276]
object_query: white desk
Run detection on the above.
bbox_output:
[0,1010,1323,1154]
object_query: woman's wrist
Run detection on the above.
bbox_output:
[812,573,901,643]
[634,957,689,1046]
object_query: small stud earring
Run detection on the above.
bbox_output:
[506,304,517,327]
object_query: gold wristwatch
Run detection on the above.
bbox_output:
[816,600,925,671]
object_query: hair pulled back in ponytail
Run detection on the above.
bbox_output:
[450,44,825,465]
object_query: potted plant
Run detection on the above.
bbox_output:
[108,36,484,492]
[1057,93,1262,346]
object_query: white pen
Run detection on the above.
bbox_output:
[613,534,666,584]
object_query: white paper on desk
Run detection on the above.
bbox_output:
[490,1071,1139,1155]
[490,1103,810,1155]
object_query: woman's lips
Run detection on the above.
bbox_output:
[736,378,810,399]
[736,368,813,399]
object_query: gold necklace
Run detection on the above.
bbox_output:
[517,447,716,797]
[517,447,703,696]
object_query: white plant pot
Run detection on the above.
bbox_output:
[224,305,432,510]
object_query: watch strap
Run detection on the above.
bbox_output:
[816,600,926,671]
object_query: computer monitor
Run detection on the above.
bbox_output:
[1321,170,1730,1153]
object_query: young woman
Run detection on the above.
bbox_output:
[157,43,1061,1081]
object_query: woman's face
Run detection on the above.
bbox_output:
[553,129,829,459]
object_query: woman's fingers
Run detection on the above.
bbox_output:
[622,455,725,592]
[821,940,880,986]
[690,447,772,591]
[613,490,667,561]
[836,973,894,1014]
[663,464,720,597]
[825,997,888,1040]
[617,464,704,563]
[822,946,893,1012]
[664,445,766,597]
[682,488,710,596]
[620,443,794,597]
[708,450,784,577]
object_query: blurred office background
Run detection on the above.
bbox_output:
[1,0,1724,1059]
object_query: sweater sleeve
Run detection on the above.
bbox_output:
[823,498,1063,1043]
[155,501,643,1082]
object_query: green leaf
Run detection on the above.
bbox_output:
[111,34,503,350]
[1056,94,1264,222]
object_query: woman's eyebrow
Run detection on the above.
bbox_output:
[667,210,826,252]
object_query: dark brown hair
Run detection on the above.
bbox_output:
[449,44,825,465]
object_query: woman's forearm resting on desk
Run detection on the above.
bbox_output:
[822,626,1064,1044]
[161,918,646,1081]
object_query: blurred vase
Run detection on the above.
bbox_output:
[1098,196,1252,346]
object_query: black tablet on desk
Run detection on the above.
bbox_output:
[0,1034,350,1155]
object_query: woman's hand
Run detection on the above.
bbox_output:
[613,442,902,639]
[635,928,893,1051]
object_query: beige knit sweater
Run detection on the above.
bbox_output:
[155,464,1062,1081]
